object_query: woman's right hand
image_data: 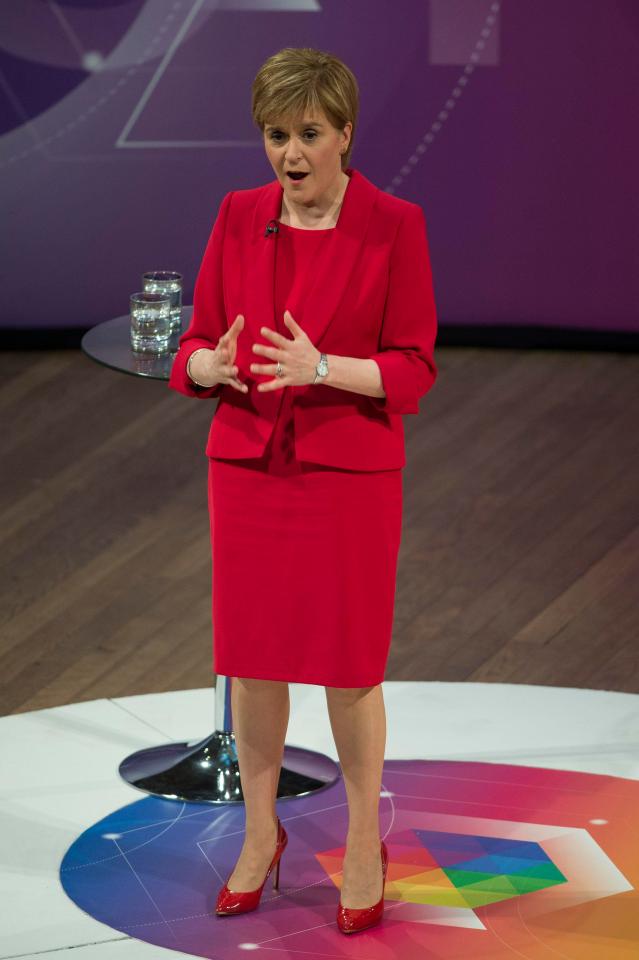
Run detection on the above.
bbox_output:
[199,314,248,393]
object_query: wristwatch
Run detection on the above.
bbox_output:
[313,352,329,384]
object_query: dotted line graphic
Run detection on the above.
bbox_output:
[384,0,502,194]
[0,0,187,170]
[60,802,188,873]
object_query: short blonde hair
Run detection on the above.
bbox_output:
[252,47,359,171]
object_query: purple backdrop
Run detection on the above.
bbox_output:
[1,0,637,332]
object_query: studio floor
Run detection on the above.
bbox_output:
[1,681,638,959]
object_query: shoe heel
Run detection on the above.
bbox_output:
[273,854,281,891]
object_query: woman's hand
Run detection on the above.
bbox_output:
[206,314,249,392]
[250,310,321,391]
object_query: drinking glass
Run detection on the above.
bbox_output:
[142,270,182,333]
[130,292,171,354]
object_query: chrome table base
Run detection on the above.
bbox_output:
[118,675,340,803]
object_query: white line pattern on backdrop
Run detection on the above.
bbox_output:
[0,0,189,169]
[384,1,502,194]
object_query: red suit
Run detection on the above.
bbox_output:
[168,167,438,686]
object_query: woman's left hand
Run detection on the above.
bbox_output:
[251,310,321,391]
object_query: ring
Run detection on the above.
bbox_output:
[276,362,283,378]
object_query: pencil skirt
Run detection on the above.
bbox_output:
[207,400,403,687]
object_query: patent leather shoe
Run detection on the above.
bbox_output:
[336,840,388,934]
[215,817,287,916]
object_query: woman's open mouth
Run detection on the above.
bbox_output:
[286,171,309,181]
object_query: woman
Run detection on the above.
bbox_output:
[168,47,438,934]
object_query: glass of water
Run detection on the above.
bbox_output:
[130,292,172,354]
[142,270,182,334]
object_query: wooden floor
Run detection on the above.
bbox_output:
[1,345,637,715]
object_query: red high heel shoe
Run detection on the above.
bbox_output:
[215,817,288,916]
[336,840,388,934]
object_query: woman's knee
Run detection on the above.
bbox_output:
[235,677,289,693]
[325,684,378,701]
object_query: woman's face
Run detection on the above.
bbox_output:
[263,107,352,203]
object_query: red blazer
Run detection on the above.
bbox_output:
[168,166,438,470]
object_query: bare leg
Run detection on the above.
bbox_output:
[226,677,290,892]
[325,683,387,909]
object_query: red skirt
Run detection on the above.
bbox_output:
[207,388,403,687]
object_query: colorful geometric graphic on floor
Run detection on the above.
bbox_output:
[60,759,639,958]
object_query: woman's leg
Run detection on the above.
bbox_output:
[226,677,290,891]
[325,683,387,908]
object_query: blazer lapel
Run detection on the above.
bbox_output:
[245,167,378,352]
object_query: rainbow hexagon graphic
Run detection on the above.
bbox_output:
[319,828,568,909]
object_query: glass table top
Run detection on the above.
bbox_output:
[81,305,193,381]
